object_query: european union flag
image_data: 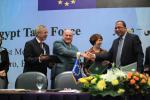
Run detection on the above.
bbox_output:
[38,0,150,10]
[38,0,96,10]
[72,59,82,83]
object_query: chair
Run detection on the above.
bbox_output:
[15,72,48,90]
[54,71,82,89]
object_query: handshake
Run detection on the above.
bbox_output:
[77,52,96,61]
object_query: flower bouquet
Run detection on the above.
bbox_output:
[79,68,150,97]
[124,72,150,95]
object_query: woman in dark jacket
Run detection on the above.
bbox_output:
[0,35,9,89]
[84,33,111,76]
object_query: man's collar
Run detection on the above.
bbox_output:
[36,37,42,43]
[121,32,127,40]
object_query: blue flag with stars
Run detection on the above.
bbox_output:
[72,59,82,83]
[38,0,150,10]
[38,0,96,10]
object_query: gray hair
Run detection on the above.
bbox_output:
[35,25,46,36]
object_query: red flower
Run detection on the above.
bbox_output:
[130,79,136,85]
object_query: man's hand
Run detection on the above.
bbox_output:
[39,55,49,62]
[81,52,95,61]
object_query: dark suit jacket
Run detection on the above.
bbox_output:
[0,48,9,72]
[144,46,150,74]
[0,47,9,88]
[96,33,144,72]
[23,38,50,75]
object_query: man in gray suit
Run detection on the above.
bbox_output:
[52,29,81,88]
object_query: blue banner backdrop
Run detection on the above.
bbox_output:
[0,0,150,89]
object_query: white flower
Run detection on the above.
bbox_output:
[100,68,126,82]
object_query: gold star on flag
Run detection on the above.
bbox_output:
[58,0,63,5]
[71,0,76,4]
[64,1,69,6]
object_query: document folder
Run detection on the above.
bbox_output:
[120,62,137,72]
[48,55,62,63]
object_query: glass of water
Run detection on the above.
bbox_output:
[36,76,44,92]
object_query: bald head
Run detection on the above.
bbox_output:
[63,29,73,44]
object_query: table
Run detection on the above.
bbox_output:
[0,89,150,100]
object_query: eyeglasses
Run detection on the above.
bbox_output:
[115,27,125,29]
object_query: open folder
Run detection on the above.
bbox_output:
[120,62,137,72]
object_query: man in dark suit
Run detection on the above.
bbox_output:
[144,46,150,75]
[85,20,144,72]
[23,25,50,75]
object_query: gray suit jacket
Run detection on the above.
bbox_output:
[52,39,78,76]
